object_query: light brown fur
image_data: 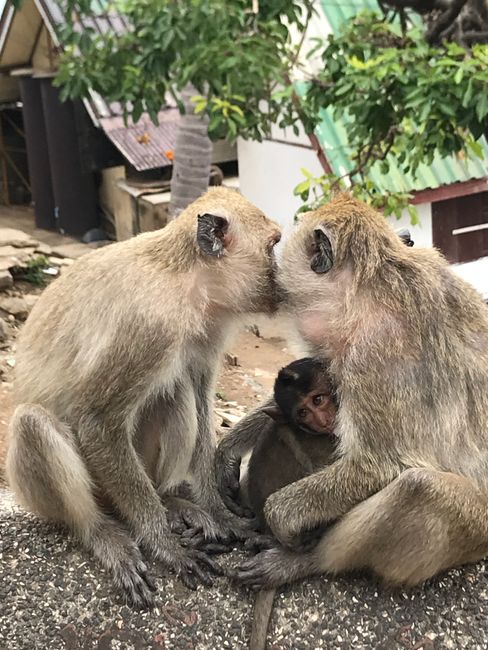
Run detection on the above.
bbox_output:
[6,187,281,606]
[219,194,488,595]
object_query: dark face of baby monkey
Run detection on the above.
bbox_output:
[265,358,338,435]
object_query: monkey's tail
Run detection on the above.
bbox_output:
[249,589,276,650]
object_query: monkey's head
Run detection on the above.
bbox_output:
[179,187,282,313]
[263,357,337,435]
[279,194,414,310]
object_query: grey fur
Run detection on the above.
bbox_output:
[6,187,281,606]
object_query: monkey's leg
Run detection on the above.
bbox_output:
[316,467,488,586]
[6,405,156,607]
[78,412,222,590]
[236,468,488,590]
[186,370,257,546]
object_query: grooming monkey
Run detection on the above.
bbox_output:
[217,193,488,596]
[242,358,339,650]
[6,187,281,607]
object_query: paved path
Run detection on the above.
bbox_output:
[1,489,487,650]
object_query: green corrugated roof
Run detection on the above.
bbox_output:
[315,0,488,193]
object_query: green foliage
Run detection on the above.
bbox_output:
[10,256,50,287]
[303,11,488,192]
[55,0,315,142]
[293,168,416,222]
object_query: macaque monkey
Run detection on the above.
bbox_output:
[243,358,339,650]
[217,194,488,598]
[244,357,338,531]
[6,187,281,607]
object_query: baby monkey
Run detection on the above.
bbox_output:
[241,358,339,650]
[244,357,339,532]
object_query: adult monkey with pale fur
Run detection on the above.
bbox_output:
[6,187,281,607]
[217,194,488,593]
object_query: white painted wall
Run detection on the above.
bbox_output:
[387,202,433,248]
[238,138,434,248]
[237,137,323,231]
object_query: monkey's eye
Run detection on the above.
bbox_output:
[312,394,325,406]
[297,408,308,420]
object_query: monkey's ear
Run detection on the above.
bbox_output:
[197,213,229,257]
[262,405,287,424]
[311,225,333,274]
[396,227,414,247]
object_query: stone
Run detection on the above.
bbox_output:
[0,270,13,290]
[50,243,91,259]
[0,318,9,343]
[0,228,38,248]
[35,243,52,256]
[24,294,39,310]
[0,296,29,320]
[48,256,74,267]
[215,408,243,427]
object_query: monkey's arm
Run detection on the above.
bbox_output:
[215,398,276,512]
[264,456,396,549]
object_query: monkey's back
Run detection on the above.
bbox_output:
[246,425,337,530]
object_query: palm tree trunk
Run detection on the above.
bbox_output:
[169,84,213,217]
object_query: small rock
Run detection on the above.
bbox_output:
[6,358,15,368]
[50,243,90,259]
[225,352,239,367]
[215,408,243,427]
[35,243,52,256]
[48,256,74,267]
[0,296,29,320]
[0,318,9,343]
[24,294,39,310]
[0,270,13,290]
[0,228,38,248]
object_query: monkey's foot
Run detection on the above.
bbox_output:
[233,547,312,590]
[166,501,233,554]
[180,507,258,552]
[243,533,277,554]
[113,554,157,609]
[159,544,224,590]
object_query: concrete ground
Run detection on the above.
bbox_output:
[1,490,487,650]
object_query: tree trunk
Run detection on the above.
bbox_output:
[169,84,213,218]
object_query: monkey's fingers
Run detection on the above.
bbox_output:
[244,533,277,554]
[177,550,224,589]
[231,553,278,590]
[116,560,157,609]
[180,530,233,554]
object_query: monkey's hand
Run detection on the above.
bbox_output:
[214,448,251,517]
[233,547,309,590]
[180,504,258,552]
[158,540,224,591]
[263,459,384,550]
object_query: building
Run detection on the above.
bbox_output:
[238,0,488,286]
[0,0,236,239]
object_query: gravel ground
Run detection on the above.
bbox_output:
[1,489,487,650]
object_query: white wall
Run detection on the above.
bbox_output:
[237,138,323,231]
[238,138,434,248]
[387,202,433,248]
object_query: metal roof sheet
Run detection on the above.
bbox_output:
[317,0,488,193]
[100,108,179,171]
[0,0,179,171]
